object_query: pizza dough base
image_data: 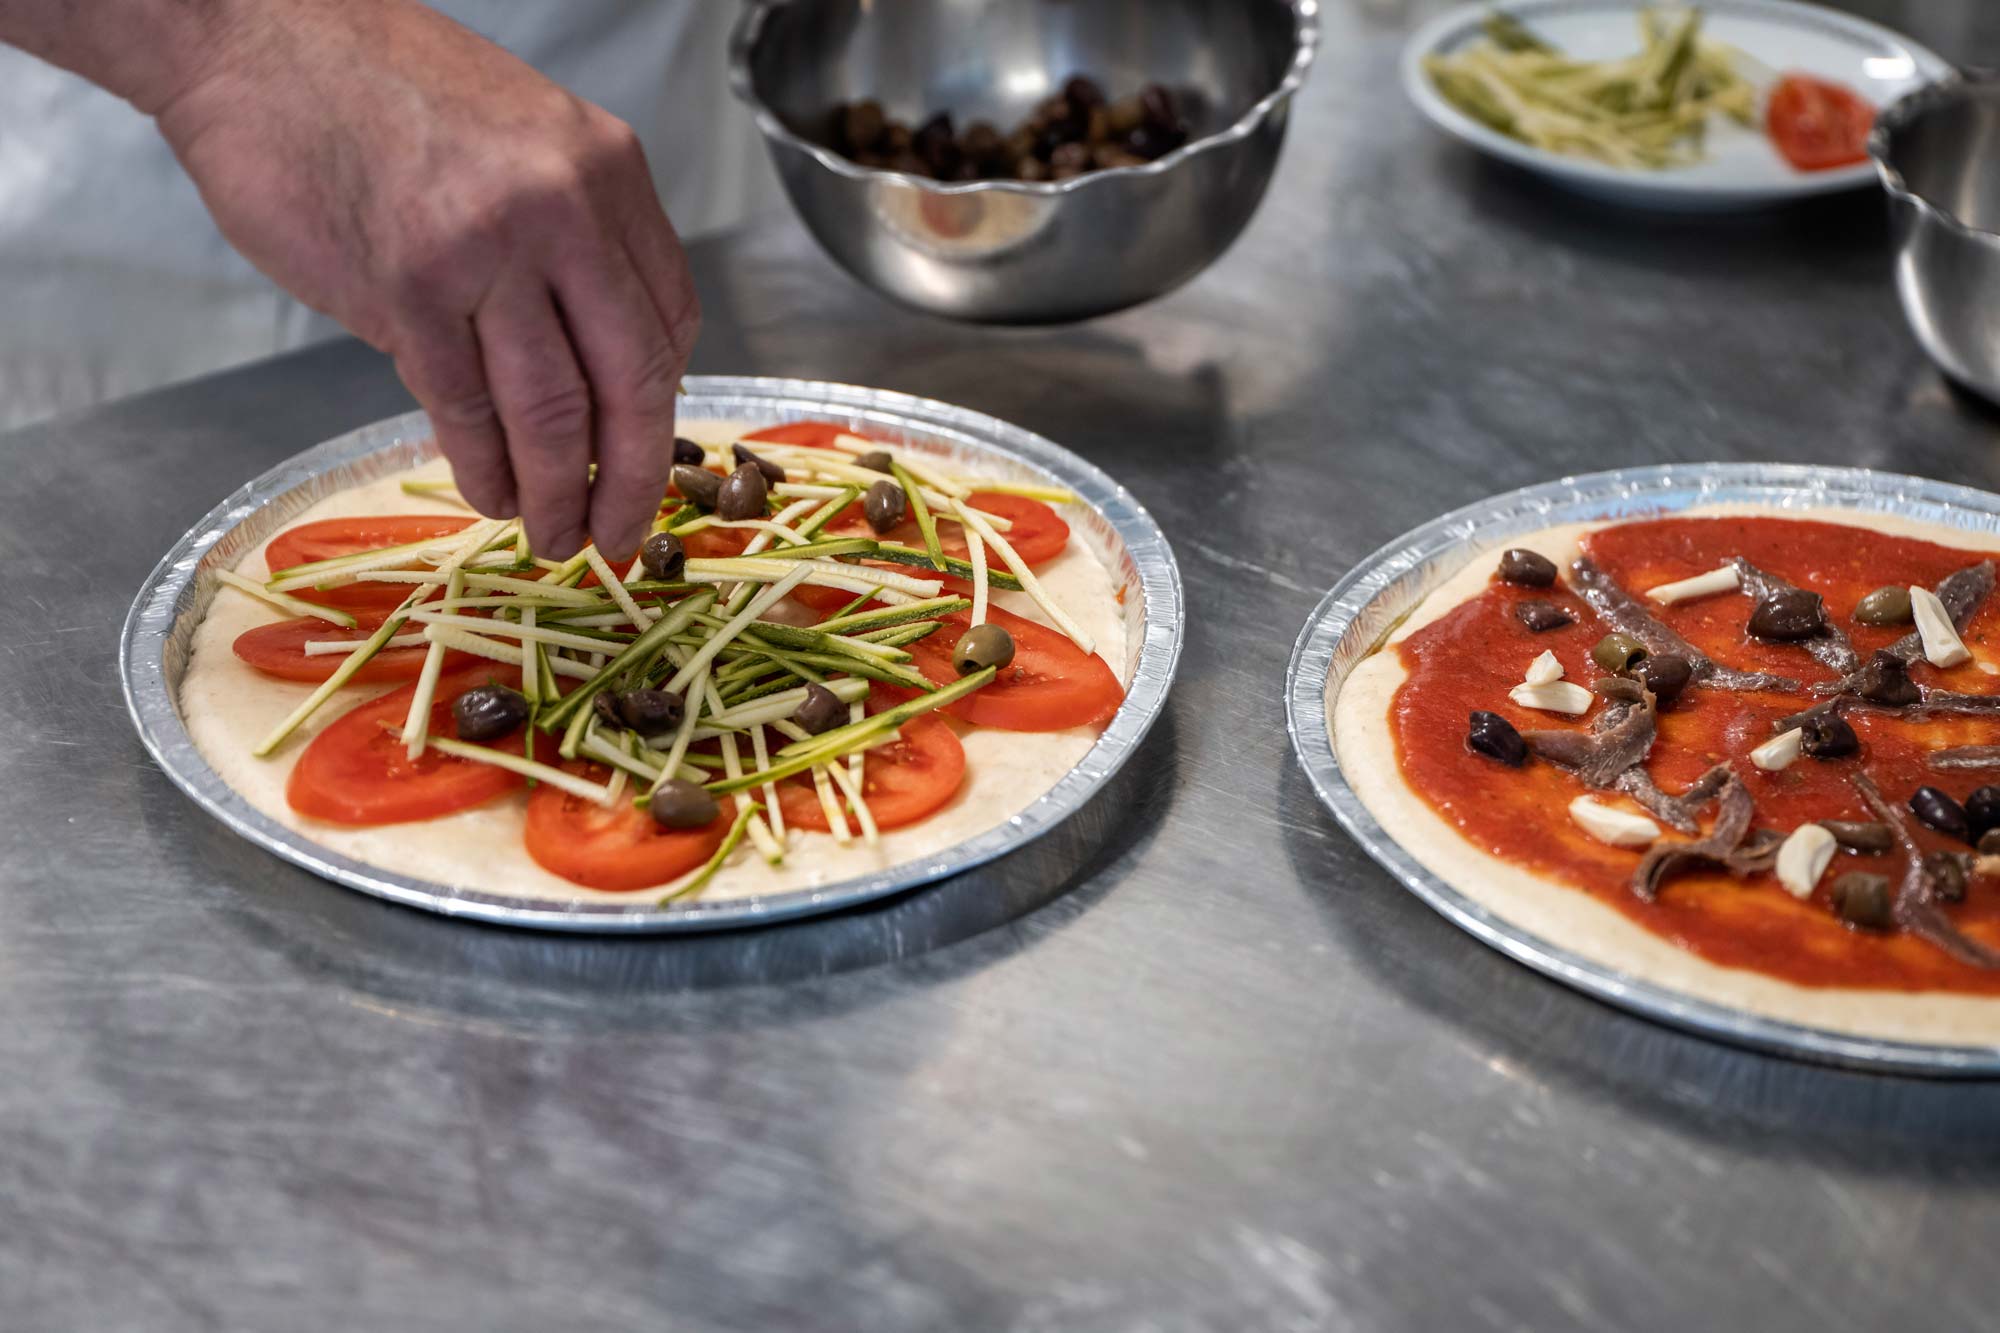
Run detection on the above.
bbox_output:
[181,420,1130,905]
[1332,505,2000,1048]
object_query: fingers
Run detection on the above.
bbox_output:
[624,198,703,366]
[548,240,686,560]
[476,276,594,557]
[392,317,517,518]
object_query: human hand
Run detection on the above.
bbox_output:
[151,1,699,558]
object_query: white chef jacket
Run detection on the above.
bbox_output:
[0,1,780,429]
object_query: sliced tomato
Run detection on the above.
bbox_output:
[286,665,527,825]
[742,421,861,449]
[233,612,469,684]
[776,711,966,832]
[881,606,1123,731]
[1767,73,1873,171]
[828,491,1068,567]
[264,515,476,612]
[524,763,734,891]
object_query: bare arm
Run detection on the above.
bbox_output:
[0,0,699,558]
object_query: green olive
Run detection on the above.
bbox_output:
[648,779,719,830]
[1853,585,1913,627]
[1591,631,1648,675]
[952,623,1015,675]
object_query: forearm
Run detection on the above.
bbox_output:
[0,0,283,113]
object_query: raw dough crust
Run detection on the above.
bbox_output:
[182,421,1130,905]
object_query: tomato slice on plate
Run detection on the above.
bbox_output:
[264,515,476,612]
[524,764,735,891]
[286,665,527,825]
[233,613,468,684]
[1766,73,1873,171]
[883,606,1123,731]
[776,711,966,832]
[742,421,859,449]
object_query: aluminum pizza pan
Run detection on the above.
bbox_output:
[121,377,1182,933]
[1285,462,2000,1077]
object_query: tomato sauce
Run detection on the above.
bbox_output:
[1392,516,2000,992]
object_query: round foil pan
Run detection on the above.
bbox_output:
[1286,463,2000,1076]
[121,377,1182,933]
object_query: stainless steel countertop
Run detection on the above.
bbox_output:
[9,3,2000,1328]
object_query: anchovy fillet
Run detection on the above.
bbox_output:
[1730,557,1859,676]
[1886,561,1995,665]
[1631,772,1754,901]
[1851,772,2000,969]
[1569,557,1800,694]
[1930,746,2000,771]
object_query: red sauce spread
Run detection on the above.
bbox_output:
[1392,515,2000,992]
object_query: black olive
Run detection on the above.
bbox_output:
[1910,785,1972,842]
[854,449,894,473]
[731,443,785,485]
[1853,651,1921,707]
[1799,712,1859,759]
[1924,851,1969,903]
[451,684,530,742]
[618,688,685,737]
[1466,710,1527,767]
[648,779,719,830]
[915,112,960,175]
[715,462,769,521]
[841,99,886,154]
[954,623,1016,675]
[672,436,705,467]
[592,691,623,730]
[1967,785,2000,837]
[1139,83,1179,131]
[671,463,721,512]
[640,532,686,581]
[1853,586,1913,627]
[1496,549,1557,587]
[863,479,907,534]
[1747,589,1828,642]
[792,683,847,735]
[1515,599,1572,632]
[1050,141,1092,175]
[1062,75,1106,110]
[1632,654,1692,708]
[1980,827,2000,856]
[1830,872,1894,930]
[1819,820,1893,853]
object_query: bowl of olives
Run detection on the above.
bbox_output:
[728,0,1318,324]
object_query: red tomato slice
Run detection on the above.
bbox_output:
[881,606,1123,731]
[1767,73,1873,171]
[742,421,862,449]
[524,763,735,891]
[776,711,966,832]
[233,613,469,684]
[264,515,476,612]
[286,665,527,825]
[828,492,1069,566]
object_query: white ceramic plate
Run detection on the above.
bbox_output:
[1402,0,1951,210]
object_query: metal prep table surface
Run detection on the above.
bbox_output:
[7,3,2000,1328]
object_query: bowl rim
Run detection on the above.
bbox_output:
[726,0,1320,196]
[1870,67,2000,253]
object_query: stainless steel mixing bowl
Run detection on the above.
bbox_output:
[1872,72,2000,403]
[729,0,1318,324]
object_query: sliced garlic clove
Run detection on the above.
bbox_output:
[1508,681,1594,715]
[1750,728,1804,772]
[1645,564,1741,605]
[1569,796,1660,848]
[1774,823,1837,899]
[1910,585,1973,668]
[1524,649,1565,686]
